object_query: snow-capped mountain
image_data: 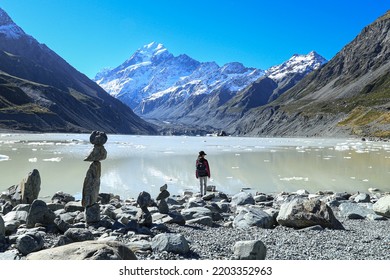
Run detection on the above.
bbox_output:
[95,42,265,112]
[95,42,327,133]
[266,51,327,81]
[95,42,201,108]
[0,8,26,39]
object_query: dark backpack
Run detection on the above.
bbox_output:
[197,159,208,177]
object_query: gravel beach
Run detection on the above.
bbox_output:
[139,219,390,260]
[1,187,390,260]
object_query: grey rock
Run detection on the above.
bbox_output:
[54,217,71,233]
[233,240,267,260]
[84,145,107,162]
[331,192,351,201]
[82,161,101,207]
[152,233,189,254]
[85,203,100,224]
[0,201,13,215]
[3,207,28,224]
[156,189,170,201]
[136,208,152,227]
[339,202,376,219]
[152,212,186,226]
[137,191,153,208]
[51,191,75,204]
[89,131,108,146]
[276,197,344,230]
[4,220,20,235]
[231,192,255,206]
[0,250,20,260]
[64,201,84,212]
[202,193,215,201]
[160,184,168,192]
[186,216,213,226]
[0,215,4,236]
[0,235,7,251]
[64,228,94,242]
[181,207,212,220]
[27,240,137,260]
[101,204,117,219]
[20,169,41,204]
[127,240,152,252]
[233,206,274,229]
[157,199,169,214]
[373,195,390,218]
[16,232,44,255]
[26,199,55,228]
[354,193,371,203]
[254,194,267,202]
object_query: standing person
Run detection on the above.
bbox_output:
[196,151,210,196]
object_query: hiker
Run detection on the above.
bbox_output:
[195,151,210,196]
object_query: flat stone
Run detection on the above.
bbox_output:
[26,240,136,260]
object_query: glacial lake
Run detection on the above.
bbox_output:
[1,133,390,201]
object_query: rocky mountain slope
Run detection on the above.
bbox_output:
[96,43,326,134]
[231,10,390,138]
[0,8,156,134]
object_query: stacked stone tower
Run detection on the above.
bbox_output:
[82,131,107,224]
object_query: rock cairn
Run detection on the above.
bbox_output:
[136,191,153,227]
[82,131,108,224]
[156,184,170,214]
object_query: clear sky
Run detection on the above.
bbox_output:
[1,0,388,78]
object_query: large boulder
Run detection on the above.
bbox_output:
[373,195,390,218]
[20,169,41,204]
[233,240,267,260]
[276,197,344,229]
[339,202,384,220]
[26,199,56,228]
[16,232,44,255]
[233,206,275,229]
[26,240,137,260]
[152,233,189,254]
[181,207,212,220]
[231,192,255,206]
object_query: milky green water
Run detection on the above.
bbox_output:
[1,133,389,200]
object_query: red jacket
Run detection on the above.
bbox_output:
[196,157,210,178]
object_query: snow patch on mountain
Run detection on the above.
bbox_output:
[0,8,26,39]
[266,51,327,81]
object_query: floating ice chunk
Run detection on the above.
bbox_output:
[280,177,309,182]
[335,145,350,151]
[344,157,352,159]
[0,154,9,161]
[42,157,62,162]
[232,166,240,169]
[28,158,38,162]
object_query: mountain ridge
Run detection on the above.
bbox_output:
[95,42,326,134]
[0,7,156,134]
[232,10,390,138]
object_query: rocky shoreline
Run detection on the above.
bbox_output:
[1,181,390,260]
[1,131,390,260]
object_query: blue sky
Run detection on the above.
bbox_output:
[1,0,388,78]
